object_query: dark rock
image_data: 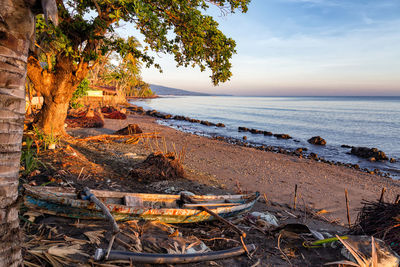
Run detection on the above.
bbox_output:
[250,128,262,134]
[350,147,388,161]
[341,144,352,148]
[368,157,376,162]
[173,115,185,120]
[390,158,396,163]
[273,134,292,139]
[263,131,273,136]
[307,136,327,146]
[163,114,172,119]
[238,127,248,132]
[309,153,318,160]
[242,136,247,140]
[216,123,225,127]
[146,109,158,115]
[294,147,303,154]
[200,120,211,126]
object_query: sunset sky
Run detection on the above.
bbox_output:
[120,0,400,96]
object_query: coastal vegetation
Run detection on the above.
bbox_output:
[27,0,250,135]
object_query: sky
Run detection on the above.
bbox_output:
[119,0,400,96]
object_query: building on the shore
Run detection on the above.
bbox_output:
[79,85,127,106]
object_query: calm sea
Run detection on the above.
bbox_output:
[130,96,400,179]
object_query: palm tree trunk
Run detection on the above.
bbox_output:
[0,0,36,265]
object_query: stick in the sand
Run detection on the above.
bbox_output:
[83,187,119,260]
[395,194,400,204]
[293,184,298,211]
[263,193,268,205]
[345,189,351,228]
[379,187,386,203]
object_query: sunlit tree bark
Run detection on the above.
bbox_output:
[0,0,57,265]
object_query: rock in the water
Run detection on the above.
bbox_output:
[273,133,292,139]
[308,136,327,146]
[341,144,352,148]
[351,147,389,161]
[390,158,396,163]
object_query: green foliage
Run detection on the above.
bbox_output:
[70,78,90,108]
[21,138,42,175]
[32,126,61,150]
[34,0,251,85]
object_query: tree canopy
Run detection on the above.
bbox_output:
[35,0,250,85]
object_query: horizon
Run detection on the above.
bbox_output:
[151,84,400,97]
[118,0,400,96]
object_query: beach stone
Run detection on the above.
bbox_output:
[308,136,326,146]
[250,128,261,134]
[351,147,388,160]
[243,136,247,140]
[216,123,225,127]
[368,157,376,162]
[273,134,292,139]
[173,115,185,120]
[309,153,318,160]
[238,127,248,132]
[390,158,396,163]
[341,144,352,148]
[263,131,273,136]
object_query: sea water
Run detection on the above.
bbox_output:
[130,96,400,179]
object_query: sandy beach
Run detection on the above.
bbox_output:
[70,112,400,225]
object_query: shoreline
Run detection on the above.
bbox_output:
[127,104,399,179]
[69,110,400,225]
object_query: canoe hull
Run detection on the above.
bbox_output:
[24,186,259,223]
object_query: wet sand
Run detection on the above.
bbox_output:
[71,113,400,225]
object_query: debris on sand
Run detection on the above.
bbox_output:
[352,200,400,255]
[115,124,143,135]
[129,152,185,182]
[326,235,399,267]
[66,106,104,128]
[102,106,127,120]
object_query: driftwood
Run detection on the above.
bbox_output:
[94,244,256,263]
[77,132,160,142]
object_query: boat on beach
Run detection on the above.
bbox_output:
[23,185,260,223]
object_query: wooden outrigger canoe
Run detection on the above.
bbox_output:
[23,185,260,223]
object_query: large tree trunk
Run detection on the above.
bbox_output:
[0,0,36,265]
[28,56,87,135]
